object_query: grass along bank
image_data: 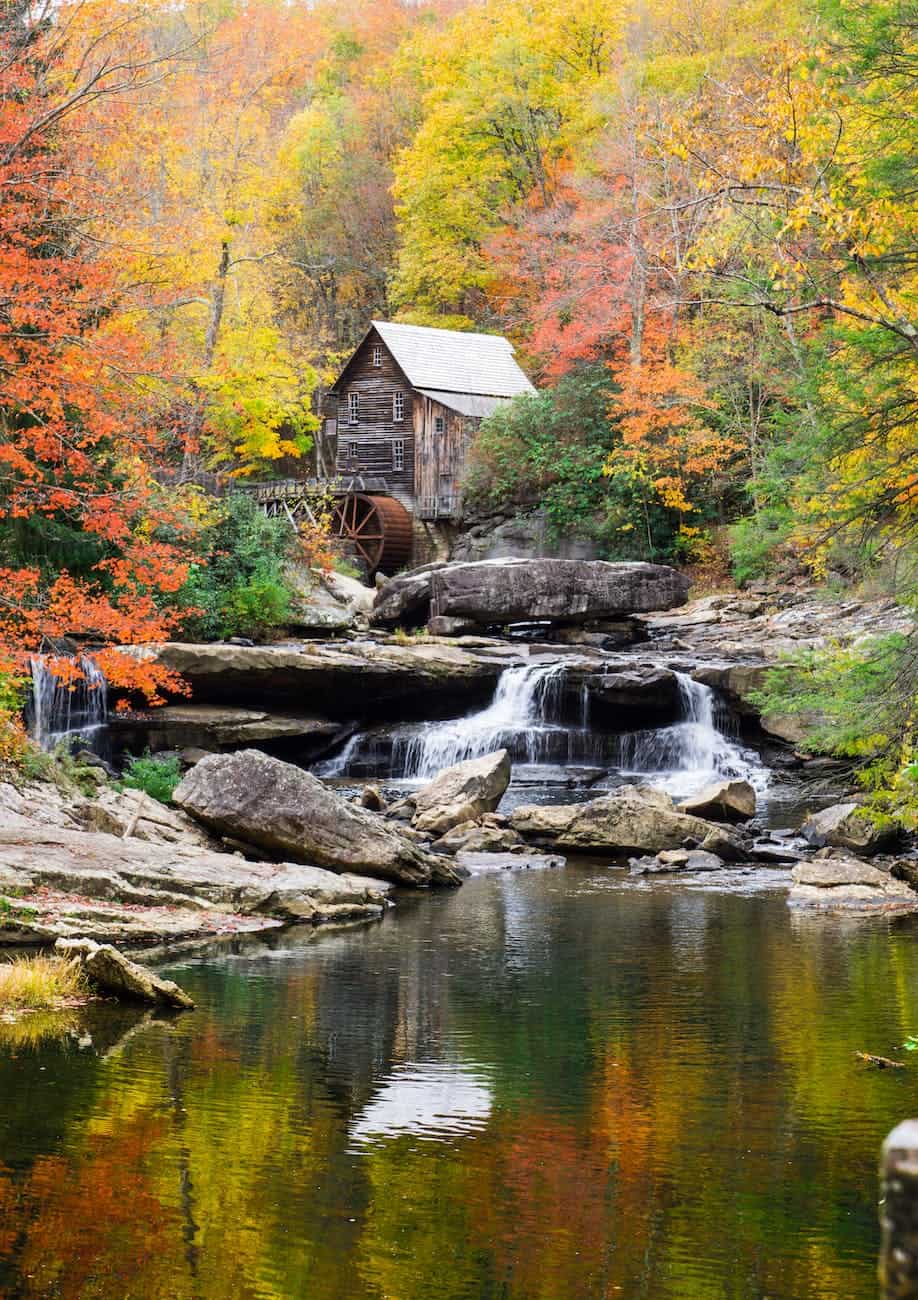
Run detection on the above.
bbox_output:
[0,955,89,1013]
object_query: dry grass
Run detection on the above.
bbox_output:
[0,955,88,1010]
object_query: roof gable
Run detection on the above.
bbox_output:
[332,321,535,398]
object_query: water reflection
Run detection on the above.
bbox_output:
[350,1061,493,1146]
[1,870,917,1299]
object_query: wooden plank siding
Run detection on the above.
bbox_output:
[413,397,475,519]
[331,327,415,509]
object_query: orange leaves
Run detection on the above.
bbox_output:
[0,12,199,702]
[605,333,742,516]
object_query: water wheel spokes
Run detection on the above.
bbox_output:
[331,493,385,572]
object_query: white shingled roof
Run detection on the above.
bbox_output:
[371,321,535,398]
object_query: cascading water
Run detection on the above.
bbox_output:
[315,660,769,802]
[400,662,568,779]
[27,655,108,751]
[613,672,766,800]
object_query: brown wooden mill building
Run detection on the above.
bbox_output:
[259,321,531,576]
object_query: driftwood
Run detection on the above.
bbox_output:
[856,1051,906,1070]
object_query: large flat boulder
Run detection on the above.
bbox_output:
[0,824,389,945]
[131,640,501,716]
[175,750,460,887]
[789,852,918,911]
[410,750,511,835]
[372,560,689,630]
[510,787,714,853]
[800,801,897,855]
[428,559,689,628]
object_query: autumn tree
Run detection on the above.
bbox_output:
[0,0,197,700]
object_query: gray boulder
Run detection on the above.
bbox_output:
[372,563,445,627]
[411,750,511,835]
[789,851,918,910]
[428,559,690,628]
[800,801,897,855]
[434,820,523,854]
[587,666,679,718]
[630,848,725,874]
[175,750,460,887]
[510,787,714,853]
[56,937,194,1008]
[678,780,756,823]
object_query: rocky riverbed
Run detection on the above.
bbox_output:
[5,562,916,946]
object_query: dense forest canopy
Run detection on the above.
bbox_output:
[0,0,915,783]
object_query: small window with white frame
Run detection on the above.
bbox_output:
[347,391,359,425]
[393,391,405,422]
[372,344,382,368]
[434,415,445,435]
[347,440,359,460]
[393,438,405,472]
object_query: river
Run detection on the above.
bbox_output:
[2,865,917,1298]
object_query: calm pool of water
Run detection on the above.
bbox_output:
[2,866,918,1299]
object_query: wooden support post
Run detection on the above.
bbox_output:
[881,1120,918,1297]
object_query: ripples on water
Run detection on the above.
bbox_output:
[2,870,917,1299]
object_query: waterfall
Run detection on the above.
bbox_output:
[615,672,765,799]
[400,662,568,779]
[27,655,108,751]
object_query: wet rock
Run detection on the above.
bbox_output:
[630,848,725,874]
[800,801,897,855]
[678,780,756,823]
[548,621,642,650]
[455,850,566,874]
[511,787,715,854]
[174,749,460,887]
[428,559,690,628]
[699,827,749,861]
[789,851,918,910]
[434,820,523,854]
[55,937,195,1009]
[410,750,511,835]
[588,666,680,719]
[360,785,387,812]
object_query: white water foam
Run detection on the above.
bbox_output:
[615,672,768,800]
[399,662,568,779]
[28,654,108,751]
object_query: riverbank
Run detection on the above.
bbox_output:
[4,581,917,947]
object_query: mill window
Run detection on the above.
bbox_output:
[347,441,359,459]
[348,391,359,425]
[393,438,405,472]
[372,345,382,368]
[393,391,405,422]
[434,415,445,435]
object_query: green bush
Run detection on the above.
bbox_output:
[116,752,182,804]
[173,493,295,642]
[464,364,688,561]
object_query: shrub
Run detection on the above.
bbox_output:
[173,492,296,642]
[117,751,182,804]
[0,671,28,768]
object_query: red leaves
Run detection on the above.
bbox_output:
[0,16,193,702]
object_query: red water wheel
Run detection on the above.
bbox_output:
[330,493,413,576]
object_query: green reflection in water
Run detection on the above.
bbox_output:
[1,869,917,1299]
